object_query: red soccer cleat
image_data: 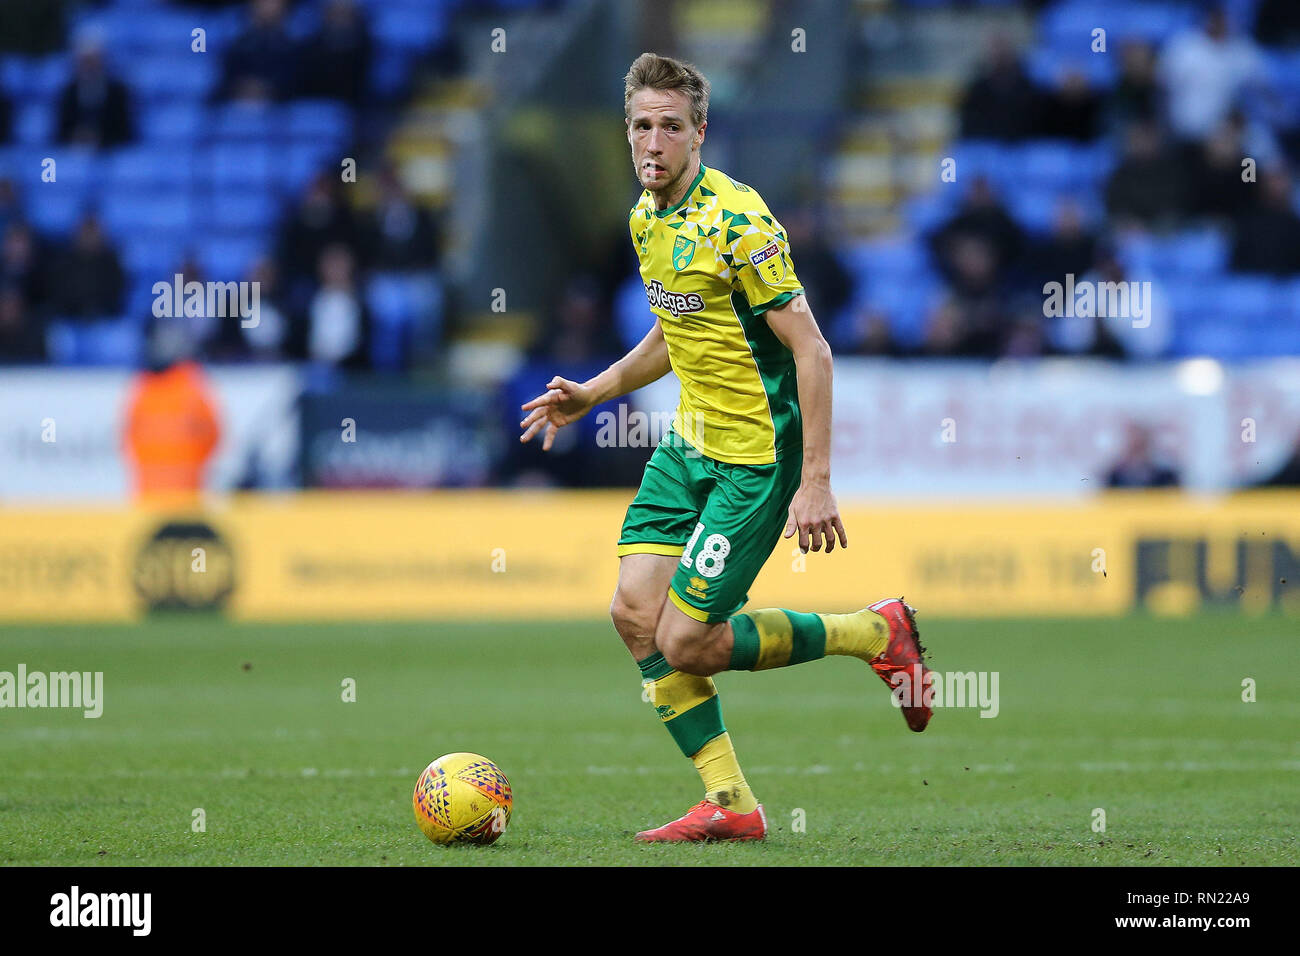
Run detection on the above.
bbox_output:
[866,597,933,732]
[635,800,767,843]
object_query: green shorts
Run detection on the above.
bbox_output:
[617,430,803,623]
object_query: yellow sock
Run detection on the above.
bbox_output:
[820,609,888,662]
[693,733,758,813]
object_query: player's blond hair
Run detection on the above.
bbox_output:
[623,52,710,129]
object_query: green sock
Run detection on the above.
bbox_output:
[637,651,726,757]
[727,607,889,670]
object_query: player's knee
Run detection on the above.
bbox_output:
[609,589,658,641]
[658,629,707,675]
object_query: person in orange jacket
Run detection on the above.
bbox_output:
[123,338,221,501]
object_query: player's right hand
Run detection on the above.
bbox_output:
[519,376,595,451]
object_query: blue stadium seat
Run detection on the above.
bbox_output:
[843,236,931,283]
[100,191,193,238]
[127,53,218,102]
[119,232,183,280]
[1147,229,1230,278]
[1164,279,1221,321]
[285,100,354,143]
[902,191,958,234]
[2,55,70,100]
[45,316,144,366]
[1209,277,1283,327]
[13,103,55,145]
[199,142,277,191]
[1006,188,1065,234]
[211,102,281,141]
[105,144,196,190]
[197,191,280,232]
[196,236,269,281]
[41,148,102,197]
[864,275,940,349]
[278,141,340,193]
[372,5,448,52]
[137,103,204,142]
[1041,1,1197,51]
[1024,48,1118,90]
[24,191,88,237]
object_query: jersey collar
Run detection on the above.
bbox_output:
[654,162,707,219]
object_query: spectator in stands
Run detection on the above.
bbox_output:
[0,179,20,239]
[1189,115,1259,223]
[1104,423,1180,488]
[1029,200,1098,287]
[782,207,851,331]
[49,215,124,322]
[928,175,1023,285]
[220,0,298,102]
[1052,248,1170,359]
[363,163,440,271]
[1254,0,1300,49]
[1231,168,1300,275]
[1105,121,1188,229]
[0,284,45,361]
[238,257,292,361]
[1002,304,1050,358]
[276,171,360,303]
[1159,6,1266,144]
[299,0,373,104]
[536,274,621,364]
[843,309,903,358]
[1035,69,1102,142]
[56,31,133,148]
[2,221,50,317]
[920,296,989,358]
[1109,42,1160,130]
[958,35,1037,142]
[305,244,370,368]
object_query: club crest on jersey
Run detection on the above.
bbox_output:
[672,235,696,271]
[750,240,786,286]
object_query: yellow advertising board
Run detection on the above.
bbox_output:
[0,491,1297,621]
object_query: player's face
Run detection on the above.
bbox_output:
[626,89,705,199]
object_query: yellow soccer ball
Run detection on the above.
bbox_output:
[413,753,512,846]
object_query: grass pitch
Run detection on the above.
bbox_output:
[1,614,1295,866]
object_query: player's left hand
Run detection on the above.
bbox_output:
[784,480,848,554]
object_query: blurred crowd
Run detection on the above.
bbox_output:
[0,0,451,370]
[848,4,1300,360]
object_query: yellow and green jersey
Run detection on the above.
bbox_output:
[629,162,805,465]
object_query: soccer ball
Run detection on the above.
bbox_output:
[413,752,512,845]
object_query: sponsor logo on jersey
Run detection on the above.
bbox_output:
[644,278,705,318]
[750,240,786,286]
[672,234,697,271]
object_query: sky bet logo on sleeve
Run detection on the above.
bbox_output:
[644,278,705,318]
[750,240,786,286]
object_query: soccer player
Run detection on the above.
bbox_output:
[519,52,932,843]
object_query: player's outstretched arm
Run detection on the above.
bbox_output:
[519,320,671,451]
[764,294,847,554]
